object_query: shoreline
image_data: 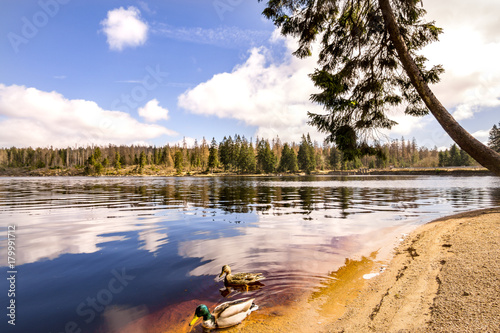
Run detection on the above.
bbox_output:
[210,207,499,333]
[236,207,500,333]
[0,166,493,177]
[321,207,500,332]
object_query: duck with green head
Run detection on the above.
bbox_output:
[189,298,258,329]
[218,265,265,289]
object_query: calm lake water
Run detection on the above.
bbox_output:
[0,175,499,333]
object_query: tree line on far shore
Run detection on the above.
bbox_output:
[2,127,498,175]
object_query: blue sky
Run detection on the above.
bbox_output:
[0,0,499,149]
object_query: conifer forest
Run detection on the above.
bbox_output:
[2,129,495,176]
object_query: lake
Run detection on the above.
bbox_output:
[0,175,499,333]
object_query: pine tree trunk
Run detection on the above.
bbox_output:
[378,0,500,176]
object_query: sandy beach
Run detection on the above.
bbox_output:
[321,207,500,333]
[212,207,500,333]
[122,207,499,333]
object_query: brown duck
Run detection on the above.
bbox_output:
[219,265,265,290]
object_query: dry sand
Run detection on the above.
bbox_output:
[120,208,500,333]
[322,207,500,333]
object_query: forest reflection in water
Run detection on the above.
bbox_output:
[0,175,499,333]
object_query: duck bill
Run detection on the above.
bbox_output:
[189,315,200,326]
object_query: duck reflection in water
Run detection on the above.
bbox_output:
[219,281,265,297]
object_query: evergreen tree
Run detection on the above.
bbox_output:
[459,149,473,166]
[234,135,243,169]
[449,144,461,166]
[119,153,127,167]
[438,144,475,167]
[488,123,500,152]
[139,151,147,168]
[94,147,102,162]
[114,152,122,170]
[237,138,256,173]
[219,136,234,171]
[278,143,298,173]
[174,151,183,174]
[94,161,103,174]
[259,0,500,176]
[297,134,315,174]
[256,139,277,173]
[411,138,419,165]
[438,150,449,167]
[329,146,341,170]
[85,147,103,175]
[208,138,219,171]
[191,139,202,169]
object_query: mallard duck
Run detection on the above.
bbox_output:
[189,298,258,329]
[219,265,265,288]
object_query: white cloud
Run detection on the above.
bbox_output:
[0,84,177,148]
[424,0,500,44]
[138,99,169,122]
[138,1,155,15]
[101,6,148,51]
[383,111,431,137]
[178,36,326,143]
[154,24,270,49]
[472,129,491,145]
[472,129,490,140]
[423,1,500,121]
[167,136,197,148]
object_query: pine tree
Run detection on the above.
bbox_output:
[85,147,103,175]
[297,134,315,174]
[174,151,183,174]
[208,138,219,171]
[218,136,232,171]
[256,139,277,173]
[459,149,473,166]
[201,137,210,169]
[438,150,448,167]
[114,152,121,170]
[488,123,500,152]
[237,138,256,173]
[278,143,298,173]
[260,0,500,176]
[329,146,340,170]
[449,144,460,166]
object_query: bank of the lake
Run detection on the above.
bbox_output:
[0,165,493,177]
[323,207,500,333]
[211,208,500,333]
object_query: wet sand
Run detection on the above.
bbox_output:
[321,207,500,333]
[120,208,500,333]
